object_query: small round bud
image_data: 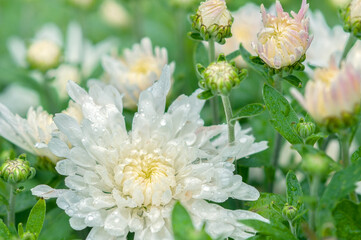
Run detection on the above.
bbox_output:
[282,203,298,221]
[0,157,36,183]
[27,39,61,72]
[296,119,316,138]
[191,0,233,44]
[341,0,361,38]
[301,154,330,177]
[202,60,241,95]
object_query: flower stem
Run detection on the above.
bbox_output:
[208,38,220,124]
[7,183,16,227]
[309,176,319,231]
[340,34,357,64]
[340,133,359,203]
[221,95,235,145]
[288,219,297,237]
[268,72,283,192]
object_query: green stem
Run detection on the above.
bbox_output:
[340,34,357,65]
[340,133,359,203]
[309,176,319,231]
[221,95,235,145]
[208,38,220,124]
[288,220,297,238]
[268,72,283,192]
[7,183,16,227]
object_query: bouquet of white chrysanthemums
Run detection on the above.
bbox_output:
[0,0,361,239]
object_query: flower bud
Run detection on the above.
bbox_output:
[341,0,361,38]
[292,59,361,132]
[282,203,298,221]
[296,119,316,138]
[100,0,130,28]
[191,0,233,44]
[27,39,61,71]
[252,0,312,69]
[301,154,330,177]
[199,55,243,95]
[0,155,36,183]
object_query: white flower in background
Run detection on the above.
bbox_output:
[102,37,175,109]
[0,84,40,116]
[215,3,262,66]
[329,0,350,7]
[253,0,312,69]
[305,11,349,69]
[292,59,361,128]
[32,66,268,240]
[7,22,117,99]
[0,101,83,164]
[100,0,130,28]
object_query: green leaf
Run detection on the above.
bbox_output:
[26,198,46,239]
[38,208,74,240]
[225,49,241,61]
[188,32,204,41]
[18,223,24,238]
[247,193,286,223]
[240,219,297,240]
[237,156,270,167]
[193,42,209,67]
[172,202,211,240]
[305,132,327,145]
[237,44,269,80]
[0,219,10,240]
[292,144,342,172]
[332,200,361,240]
[263,84,303,144]
[197,90,214,100]
[231,103,265,121]
[351,147,361,164]
[283,75,302,88]
[286,170,303,207]
[316,159,361,234]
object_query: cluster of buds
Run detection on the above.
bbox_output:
[0,154,36,183]
[197,54,247,97]
[341,0,361,38]
[190,0,233,44]
[296,118,316,139]
[27,39,61,72]
[252,0,312,70]
[292,59,361,132]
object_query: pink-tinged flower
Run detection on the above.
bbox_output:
[292,59,361,129]
[253,0,312,69]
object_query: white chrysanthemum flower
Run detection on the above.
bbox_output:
[7,22,117,99]
[100,0,130,28]
[0,102,83,164]
[292,59,361,129]
[215,3,262,66]
[253,0,312,69]
[102,37,175,109]
[305,11,349,69]
[32,66,268,240]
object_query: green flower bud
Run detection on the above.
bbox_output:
[296,118,316,138]
[282,203,298,221]
[0,156,36,183]
[301,154,330,177]
[341,0,361,38]
[190,0,233,44]
[201,56,242,96]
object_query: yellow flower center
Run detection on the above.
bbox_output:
[120,150,176,207]
[130,57,161,75]
[313,67,339,86]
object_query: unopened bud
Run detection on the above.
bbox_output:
[0,155,36,183]
[296,119,316,138]
[282,203,298,221]
[201,55,243,95]
[191,0,233,44]
[301,154,330,177]
[27,39,61,71]
[341,0,361,38]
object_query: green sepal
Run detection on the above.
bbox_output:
[197,90,214,100]
[283,75,302,88]
[187,32,204,41]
